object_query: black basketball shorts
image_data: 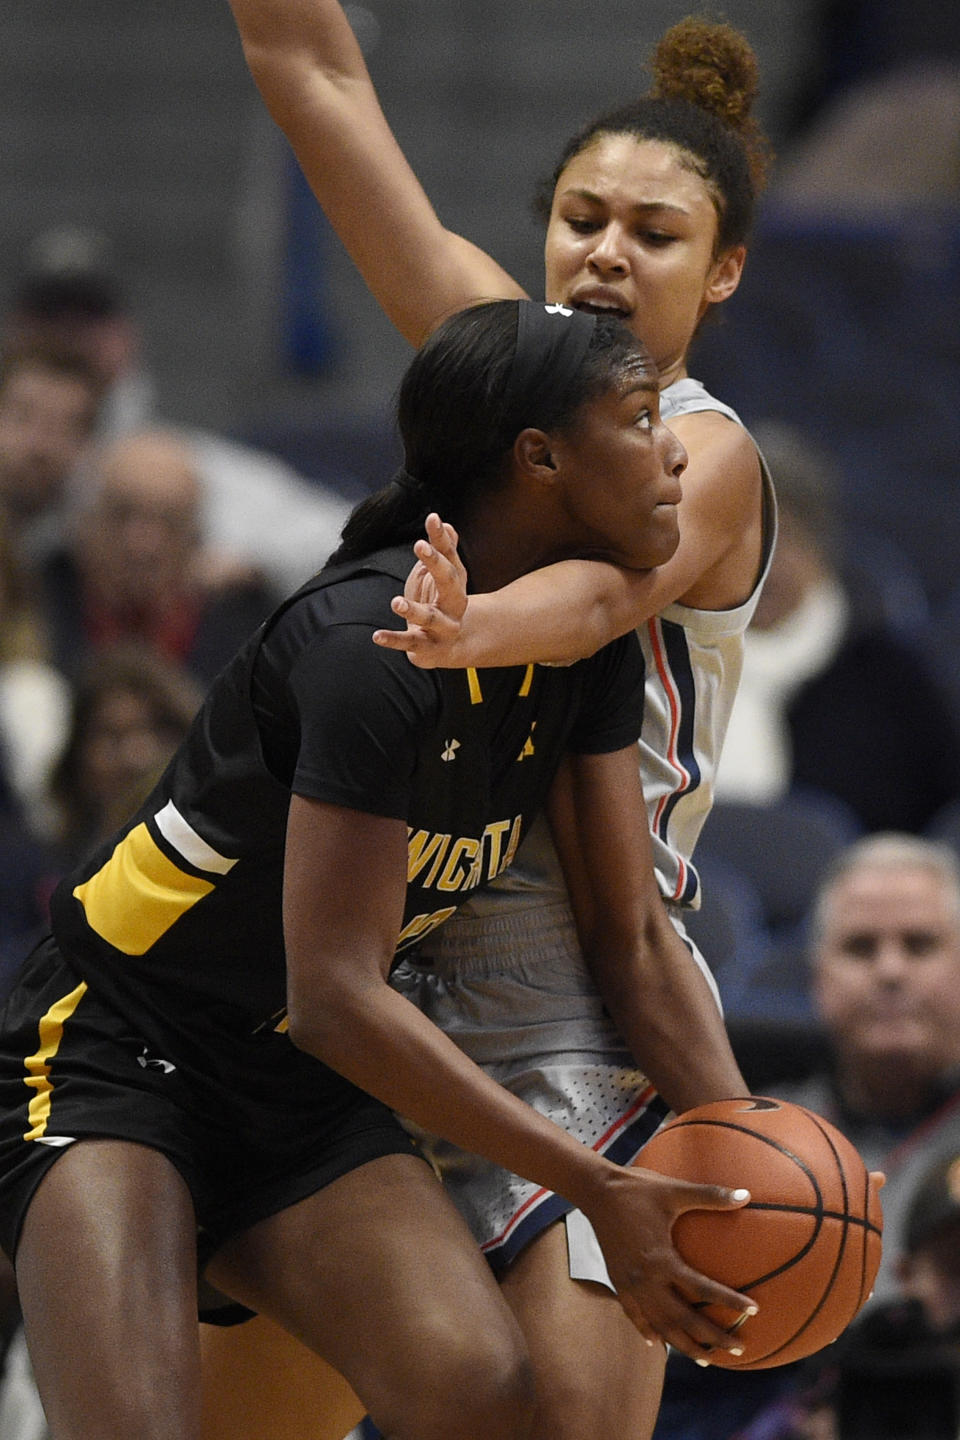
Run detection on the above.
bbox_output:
[0,935,420,1319]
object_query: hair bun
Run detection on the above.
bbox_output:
[651,17,770,189]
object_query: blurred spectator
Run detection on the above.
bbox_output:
[783,0,960,154]
[4,227,352,592]
[776,62,960,213]
[37,428,278,689]
[656,834,960,1440]
[0,346,102,567]
[0,644,199,994]
[0,510,68,999]
[41,643,200,868]
[775,833,960,1304]
[897,1149,960,1335]
[0,510,70,827]
[715,423,960,833]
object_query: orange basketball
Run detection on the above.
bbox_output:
[637,1096,883,1370]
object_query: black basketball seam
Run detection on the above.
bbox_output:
[735,1105,872,1367]
[745,1201,880,1235]
[664,1116,827,1287]
[808,1105,880,1314]
[746,1111,852,1364]
[663,1118,826,1194]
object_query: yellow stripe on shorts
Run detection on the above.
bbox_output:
[73,821,214,955]
[23,980,87,1141]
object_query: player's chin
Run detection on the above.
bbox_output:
[619,508,680,570]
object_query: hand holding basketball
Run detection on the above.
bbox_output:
[584,1162,758,1360]
[637,1096,884,1369]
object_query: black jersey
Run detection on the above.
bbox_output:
[50,546,644,1030]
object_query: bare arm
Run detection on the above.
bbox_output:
[375,415,764,665]
[227,0,525,345]
[283,793,754,1354]
[547,745,747,1113]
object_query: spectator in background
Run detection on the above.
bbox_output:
[774,834,960,1306]
[0,643,200,997]
[0,346,102,568]
[0,511,70,828]
[41,642,201,870]
[896,1150,960,1336]
[778,0,960,202]
[656,834,960,1440]
[37,428,278,689]
[0,511,70,1000]
[715,422,960,834]
[4,227,352,592]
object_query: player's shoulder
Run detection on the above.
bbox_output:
[274,545,413,630]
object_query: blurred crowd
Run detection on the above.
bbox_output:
[4,8,960,1420]
[0,228,353,998]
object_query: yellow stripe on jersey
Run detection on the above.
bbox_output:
[518,664,534,698]
[466,667,483,704]
[23,980,87,1141]
[73,822,215,955]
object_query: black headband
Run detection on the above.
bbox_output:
[504,301,598,413]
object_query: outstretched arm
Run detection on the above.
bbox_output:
[283,794,754,1356]
[375,516,660,665]
[227,0,525,345]
[374,416,766,665]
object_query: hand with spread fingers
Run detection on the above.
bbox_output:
[373,513,469,664]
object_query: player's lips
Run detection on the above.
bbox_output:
[657,478,683,508]
[569,287,633,321]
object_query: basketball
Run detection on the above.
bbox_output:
[637,1096,883,1370]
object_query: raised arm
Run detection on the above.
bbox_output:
[226,0,525,344]
[375,416,765,665]
[282,793,754,1354]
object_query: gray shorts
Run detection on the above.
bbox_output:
[393,899,716,1284]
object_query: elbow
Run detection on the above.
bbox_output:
[284,968,384,1065]
[285,1007,330,1060]
[285,983,353,1063]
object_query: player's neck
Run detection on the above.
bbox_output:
[461,496,568,595]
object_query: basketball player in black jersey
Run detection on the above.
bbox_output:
[0,300,753,1440]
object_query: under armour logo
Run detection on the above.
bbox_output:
[441,738,461,762]
[517,723,537,761]
[544,302,574,317]
[138,1048,176,1075]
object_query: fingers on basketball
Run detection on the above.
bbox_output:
[637,1097,883,1369]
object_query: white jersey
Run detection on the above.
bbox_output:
[640,378,776,905]
[441,376,776,921]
